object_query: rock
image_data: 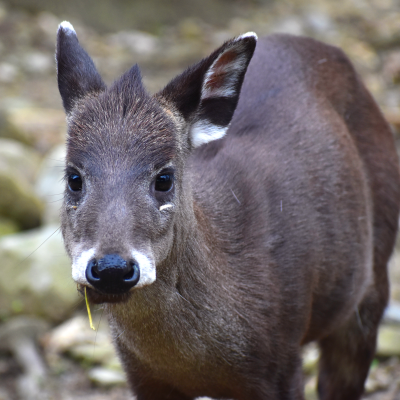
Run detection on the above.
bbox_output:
[87,367,126,387]
[0,177,42,230]
[47,316,119,367]
[0,217,19,237]
[0,316,50,400]
[43,314,120,367]
[389,247,400,303]
[383,109,400,135]
[364,357,400,394]
[365,14,400,50]
[43,315,97,354]
[383,301,400,324]
[0,390,9,400]
[304,376,318,400]
[341,38,379,71]
[0,111,32,145]
[0,138,40,186]
[383,50,400,85]
[376,324,400,356]
[70,343,118,366]
[43,314,124,385]
[0,388,11,400]
[0,63,18,84]
[35,144,66,225]
[0,225,77,322]
[305,10,335,35]
[0,171,43,231]
[6,108,66,154]
[36,12,60,39]
[0,138,44,230]
[302,343,319,375]
[0,2,6,24]
[107,30,159,56]
[22,52,53,76]
[178,18,203,40]
[272,16,306,36]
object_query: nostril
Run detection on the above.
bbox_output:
[123,261,140,283]
[123,264,134,280]
[87,259,100,281]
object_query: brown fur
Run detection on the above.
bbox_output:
[57,29,400,400]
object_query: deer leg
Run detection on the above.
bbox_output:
[239,352,305,400]
[316,281,387,400]
[274,355,305,400]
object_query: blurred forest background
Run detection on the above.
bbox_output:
[1,0,400,399]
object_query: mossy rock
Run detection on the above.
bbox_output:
[0,218,19,237]
[0,225,77,322]
[377,324,400,356]
[0,138,43,230]
[0,110,33,146]
[0,138,41,186]
[0,174,43,230]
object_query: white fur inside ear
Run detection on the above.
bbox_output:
[190,121,228,147]
[202,53,247,100]
[59,21,76,35]
[201,34,256,101]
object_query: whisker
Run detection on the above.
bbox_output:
[19,226,62,264]
[43,192,65,197]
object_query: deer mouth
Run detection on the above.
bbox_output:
[79,285,132,305]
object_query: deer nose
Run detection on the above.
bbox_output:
[86,254,140,294]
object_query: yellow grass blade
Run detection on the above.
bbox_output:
[85,287,96,331]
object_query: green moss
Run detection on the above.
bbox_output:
[0,217,19,237]
[0,111,33,146]
[11,299,24,314]
[0,174,43,230]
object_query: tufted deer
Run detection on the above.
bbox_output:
[56,21,400,400]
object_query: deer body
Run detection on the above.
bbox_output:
[57,24,400,400]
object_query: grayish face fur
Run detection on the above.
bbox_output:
[61,72,181,290]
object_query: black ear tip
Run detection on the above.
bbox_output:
[57,21,77,38]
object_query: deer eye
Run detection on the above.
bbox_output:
[68,173,82,192]
[155,172,173,192]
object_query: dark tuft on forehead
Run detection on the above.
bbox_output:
[108,64,147,119]
[66,65,178,172]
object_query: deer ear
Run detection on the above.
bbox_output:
[56,21,106,114]
[159,32,257,148]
